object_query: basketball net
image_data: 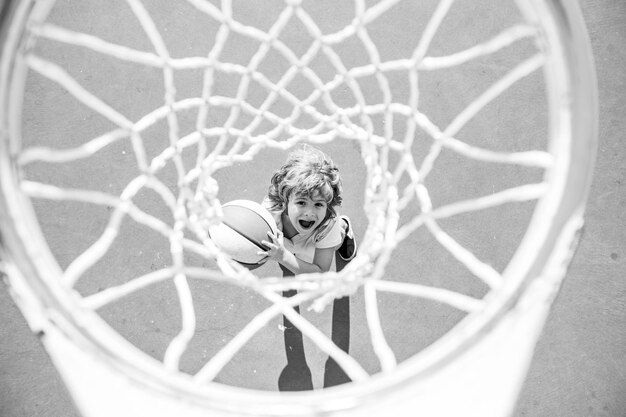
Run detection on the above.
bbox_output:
[0,0,597,416]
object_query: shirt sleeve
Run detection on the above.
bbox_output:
[315,218,344,249]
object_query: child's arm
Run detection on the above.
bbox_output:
[261,231,337,274]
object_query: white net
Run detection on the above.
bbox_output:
[0,0,597,415]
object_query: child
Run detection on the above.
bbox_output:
[258,145,356,390]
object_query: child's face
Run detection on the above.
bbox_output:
[286,191,328,235]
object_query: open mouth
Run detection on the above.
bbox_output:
[298,219,315,230]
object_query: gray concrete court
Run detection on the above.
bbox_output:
[0,0,624,416]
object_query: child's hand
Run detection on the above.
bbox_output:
[260,230,286,261]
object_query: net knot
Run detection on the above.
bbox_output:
[186,177,223,234]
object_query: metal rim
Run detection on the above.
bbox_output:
[0,0,597,414]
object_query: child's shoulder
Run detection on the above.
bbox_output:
[261,197,283,230]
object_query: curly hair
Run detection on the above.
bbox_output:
[266,145,342,233]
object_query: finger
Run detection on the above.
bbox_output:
[261,240,273,248]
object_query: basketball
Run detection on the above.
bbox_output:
[208,200,278,268]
